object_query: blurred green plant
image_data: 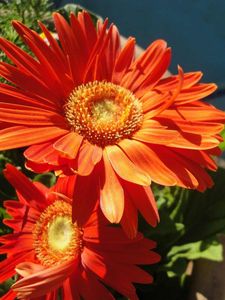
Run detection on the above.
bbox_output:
[0,0,53,67]
[219,127,225,151]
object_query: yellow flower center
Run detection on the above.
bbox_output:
[64,81,143,147]
[33,200,82,267]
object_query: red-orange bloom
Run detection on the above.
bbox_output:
[0,12,224,235]
[0,164,159,300]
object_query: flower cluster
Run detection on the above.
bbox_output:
[0,11,224,299]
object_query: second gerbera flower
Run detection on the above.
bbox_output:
[0,12,224,235]
[0,164,159,300]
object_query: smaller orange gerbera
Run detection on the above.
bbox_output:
[0,164,160,300]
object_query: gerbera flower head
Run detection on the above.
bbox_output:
[0,164,160,300]
[0,12,224,235]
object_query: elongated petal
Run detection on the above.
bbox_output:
[133,127,178,144]
[63,277,80,300]
[3,164,47,210]
[105,145,151,186]
[120,193,138,239]
[112,37,135,84]
[13,259,76,299]
[0,252,32,282]
[123,180,159,226]
[72,172,99,226]
[121,40,168,92]
[53,175,76,200]
[143,66,184,119]
[24,141,59,164]
[0,126,67,150]
[71,142,96,176]
[0,103,64,126]
[82,249,138,299]
[0,84,58,111]
[100,151,124,223]
[53,132,83,159]
[119,139,177,186]
[78,270,115,300]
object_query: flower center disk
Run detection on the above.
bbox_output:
[64,81,143,147]
[33,200,82,267]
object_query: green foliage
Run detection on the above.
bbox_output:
[33,172,56,187]
[0,0,53,33]
[219,126,225,151]
[0,0,53,68]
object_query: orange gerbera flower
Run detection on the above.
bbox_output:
[0,12,224,234]
[0,164,159,300]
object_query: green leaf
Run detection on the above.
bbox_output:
[167,239,223,262]
[164,238,223,278]
[219,126,225,151]
[33,172,56,187]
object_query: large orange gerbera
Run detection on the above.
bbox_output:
[0,164,159,300]
[0,12,224,234]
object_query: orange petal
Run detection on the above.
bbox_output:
[143,66,184,119]
[119,139,177,186]
[0,62,57,102]
[134,47,171,97]
[24,141,58,164]
[71,142,96,176]
[3,164,47,210]
[123,181,159,227]
[120,192,138,239]
[15,262,46,278]
[157,71,203,90]
[168,132,221,150]
[13,259,76,299]
[72,172,99,226]
[133,127,178,144]
[105,145,151,186]
[0,84,57,111]
[149,144,213,191]
[53,12,86,85]
[92,145,103,164]
[53,132,83,159]
[53,175,77,200]
[77,270,115,300]
[112,37,135,84]
[63,277,80,300]
[0,103,64,126]
[25,160,53,174]
[0,37,41,78]
[176,102,225,122]
[157,118,224,135]
[12,20,71,99]
[100,151,124,223]
[174,83,217,104]
[82,248,137,299]
[121,39,168,92]
[0,126,67,150]
[0,251,32,283]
